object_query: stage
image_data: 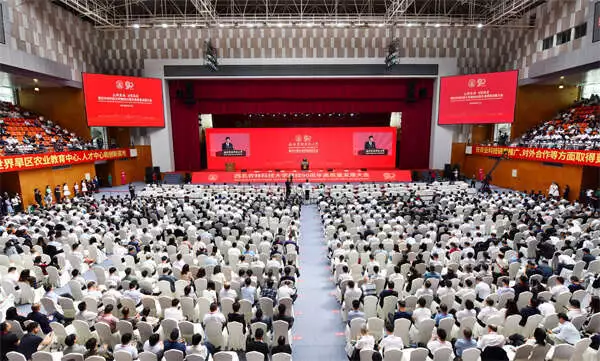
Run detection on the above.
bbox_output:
[191,169,412,184]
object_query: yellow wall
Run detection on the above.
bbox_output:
[18,87,90,138]
[512,85,579,139]
[453,148,583,201]
[18,163,96,206]
[108,146,153,186]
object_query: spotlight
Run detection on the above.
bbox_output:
[434,23,441,28]
[558,84,565,89]
[34,87,40,92]
[477,23,484,29]
[161,23,168,28]
[132,24,140,29]
[33,78,38,83]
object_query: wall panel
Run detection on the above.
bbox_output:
[18,88,90,138]
[458,154,583,201]
[18,163,96,207]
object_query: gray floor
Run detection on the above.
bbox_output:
[292,205,347,361]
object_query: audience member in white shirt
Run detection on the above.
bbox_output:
[413,298,433,324]
[427,328,453,355]
[163,299,184,321]
[549,313,581,345]
[475,276,491,301]
[379,323,404,353]
[477,325,505,350]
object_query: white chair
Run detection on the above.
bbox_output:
[383,349,402,361]
[227,321,246,351]
[84,357,105,361]
[185,355,206,361]
[61,354,84,361]
[512,344,533,361]
[359,349,374,361]
[271,354,291,361]
[571,338,591,361]
[164,349,184,361]
[212,352,234,361]
[6,352,26,361]
[273,320,290,346]
[367,317,384,342]
[432,347,453,361]
[245,351,265,361]
[31,351,53,361]
[205,321,227,349]
[550,344,574,361]
[72,320,96,344]
[408,347,429,361]
[138,353,157,361]
[363,295,378,319]
[502,314,522,337]
[416,319,435,345]
[114,350,134,361]
[461,348,481,361]
[393,318,411,347]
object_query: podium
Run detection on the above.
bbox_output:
[301,162,309,171]
[358,149,388,156]
[217,150,247,157]
[225,162,236,172]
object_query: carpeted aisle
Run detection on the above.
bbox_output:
[292,205,347,361]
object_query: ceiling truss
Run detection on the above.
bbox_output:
[50,0,546,28]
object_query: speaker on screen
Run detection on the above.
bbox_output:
[327,168,334,172]
[360,168,367,171]
[241,169,247,172]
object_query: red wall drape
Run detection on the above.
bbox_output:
[168,78,434,171]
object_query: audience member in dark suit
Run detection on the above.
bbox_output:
[512,276,529,301]
[17,322,52,360]
[582,248,596,266]
[251,308,272,332]
[246,328,269,360]
[0,322,19,361]
[519,298,541,326]
[26,304,52,334]
[273,304,295,329]
[390,300,413,324]
[227,301,247,334]
[271,336,292,355]
[378,281,398,308]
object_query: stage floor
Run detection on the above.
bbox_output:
[191,169,412,183]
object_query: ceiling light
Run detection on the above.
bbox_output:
[377,23,385,27]
[560,76,565,79]
[558,84,565,89]
[34,87,39,92]
[434,23,441,28]
[33,78,38,83]
[276,22,285,27]
[406,23,414,27]
[132,24,140,29]
[477,23,484,29]
[304,23,314,27]
[161,23,168,28]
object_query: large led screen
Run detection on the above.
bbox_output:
[83,73,165,127]
[438,70,519,125]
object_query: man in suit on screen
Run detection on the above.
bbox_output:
[222,137,234,151]
[364,136,377,150]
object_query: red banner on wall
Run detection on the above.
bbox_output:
[206,127,397,170]
[83,73,165,127]
[439,70,518,124]
[192,169,412,183]
[472,145,600,167]
[0,149,131,173]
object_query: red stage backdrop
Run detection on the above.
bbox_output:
[192,169,412,183]
[83,73,165,127]
[206,127,397,170]
[438,70,518,125]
